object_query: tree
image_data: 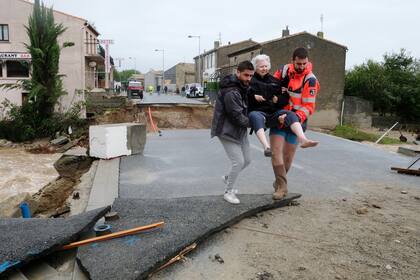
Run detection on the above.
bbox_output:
[114,69,138,82]
[0,0,76,141]
[25,0,70,120]
[344,49,420,122]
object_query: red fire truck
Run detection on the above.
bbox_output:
[127,81,144,99]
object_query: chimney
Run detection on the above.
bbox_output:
[317,31,324,38]
[214,41,220,49]
[282,25,290,37]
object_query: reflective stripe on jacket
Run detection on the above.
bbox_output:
[273,63,320,123]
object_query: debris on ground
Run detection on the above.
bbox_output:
[255,271,274,280]
[0,139,16,148]
[25,143,56,154]
[72,192,80,200]
[370,203,382,209]
[289,200,300,206]
[155,243,197,273]
[104,211,120,221]
[213,254,224,264]
[356,207,368,215]
[50,136,69,146]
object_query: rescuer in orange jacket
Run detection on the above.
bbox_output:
[268,47,320,200]
[274,63,319,121]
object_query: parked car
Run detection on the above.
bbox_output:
[185,83,204,98]
[127,81,144,99]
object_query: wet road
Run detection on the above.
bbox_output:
[119,129,419,199]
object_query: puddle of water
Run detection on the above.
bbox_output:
[0,148,61,203]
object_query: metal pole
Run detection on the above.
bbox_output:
[162,49,165,93]
[188,35,201,85]
[198,36,201,85]
[375,122,399,144]
[340,98,345,126]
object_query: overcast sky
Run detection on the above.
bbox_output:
[42,0,420,73]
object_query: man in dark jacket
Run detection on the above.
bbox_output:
[211,61,254,204]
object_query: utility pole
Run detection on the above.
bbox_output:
[128,57,137,73]
[154,49,165,93]
[188,35,201,85]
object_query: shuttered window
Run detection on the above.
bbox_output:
[0,25,9,41]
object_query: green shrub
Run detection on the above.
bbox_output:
[332,125,401,144]
[0,101,88,142]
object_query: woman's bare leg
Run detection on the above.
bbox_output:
[256,128,270,150]
[289,122,318,148]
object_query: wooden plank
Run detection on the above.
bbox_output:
[62,221,164,250]
[391,167,420,176]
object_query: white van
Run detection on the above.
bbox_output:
[185,83,204,98]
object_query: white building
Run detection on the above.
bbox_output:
[0,0,113,117]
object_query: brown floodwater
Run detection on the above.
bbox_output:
[0,147,60,203]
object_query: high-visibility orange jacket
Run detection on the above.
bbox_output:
[273,62,320,123]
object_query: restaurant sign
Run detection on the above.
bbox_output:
[0,52,32,60]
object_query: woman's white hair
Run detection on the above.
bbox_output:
[251,54,271,70]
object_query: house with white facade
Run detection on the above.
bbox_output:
[0,0,113,117]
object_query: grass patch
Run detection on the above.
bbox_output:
[332,125,401,144]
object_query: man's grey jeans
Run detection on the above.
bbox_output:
[219,136,251,191]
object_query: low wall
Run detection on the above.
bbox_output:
[343,96,372,128]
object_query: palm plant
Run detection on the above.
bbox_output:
[25,0,68,120]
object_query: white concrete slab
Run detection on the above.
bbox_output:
[89,124,130,159]
[86,159,119,211]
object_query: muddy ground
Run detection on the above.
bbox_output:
[154,183,420,280]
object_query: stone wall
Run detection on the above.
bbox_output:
[343,96,372,128]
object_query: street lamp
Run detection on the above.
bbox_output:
[128,57,137,73]
[188,35,201,85]
[154,49,165,93]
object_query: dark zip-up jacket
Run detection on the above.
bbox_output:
[210,74,250,143]
[248,73,289,114]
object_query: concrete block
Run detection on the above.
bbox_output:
[126,123,146,155]
[89,124,129,159]
[89,123,146,159]
[398,146,420,157]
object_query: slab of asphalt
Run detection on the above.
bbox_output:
[76,193,300,280]
[76,128,419,279]
[119,129,419,200]
[0,206,110,275]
